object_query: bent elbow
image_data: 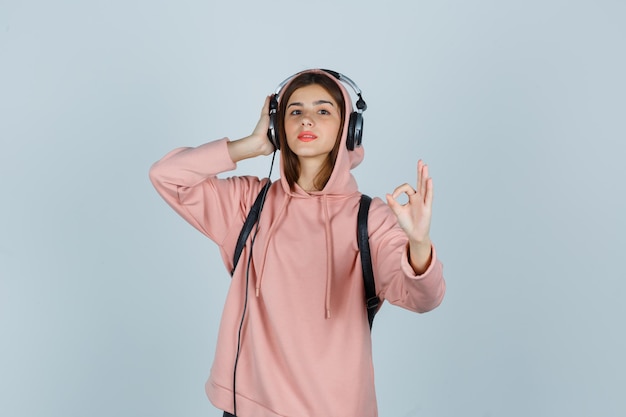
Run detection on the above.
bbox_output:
[148,160,167,189]
[415,279,446,313]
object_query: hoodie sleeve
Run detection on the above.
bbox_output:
[148,137,266,258]
[367,197,446,313]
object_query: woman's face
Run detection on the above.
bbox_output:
[284,84,342,164]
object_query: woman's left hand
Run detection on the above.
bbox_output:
[386,160,434,245]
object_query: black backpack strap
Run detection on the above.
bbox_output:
[358,194,379,330]
[231,180,271,276]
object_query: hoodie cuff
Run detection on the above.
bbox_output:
[196,137,237,173]
[401,243,438,279]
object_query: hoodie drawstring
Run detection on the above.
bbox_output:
[252,192,335,321]
[255,194,291,297]
[322,194,334,319]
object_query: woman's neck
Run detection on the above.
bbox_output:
[297,157,324,192]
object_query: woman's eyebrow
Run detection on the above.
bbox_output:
[287,100,335,108]
[313,100,335,106]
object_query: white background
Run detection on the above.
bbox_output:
[1,1,625,416]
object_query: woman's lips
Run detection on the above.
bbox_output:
[298,131,317,142]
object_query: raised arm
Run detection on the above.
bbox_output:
[148,97,275,243]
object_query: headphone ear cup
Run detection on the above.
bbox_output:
[267,95,280,150]
[346,112,363,151]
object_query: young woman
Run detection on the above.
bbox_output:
[149,69,445,417]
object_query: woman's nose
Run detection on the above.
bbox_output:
[301,116,313,126]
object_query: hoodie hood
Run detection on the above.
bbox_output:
[255,69,366,319]
[277,69,365,197]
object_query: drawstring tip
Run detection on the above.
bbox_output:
[255,288,260,297]
[326,309,331,319]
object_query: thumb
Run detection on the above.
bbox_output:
[385,194,401,216]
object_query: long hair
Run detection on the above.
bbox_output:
[277,72,346,191]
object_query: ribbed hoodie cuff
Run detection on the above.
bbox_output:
[195,137,237,173]
[401,243,438,279]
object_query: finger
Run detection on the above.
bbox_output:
[416,160,423,194]
[385,194,402,214]
[421,164,429,200]
[424,177,434,208]
[262,95,271,114]
[391,183,417,199]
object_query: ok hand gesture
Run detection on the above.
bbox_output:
[385,160,434,273]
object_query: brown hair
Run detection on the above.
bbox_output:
[277,72,346,191]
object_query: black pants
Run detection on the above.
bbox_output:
[223,412,236,417]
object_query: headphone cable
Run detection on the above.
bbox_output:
[232,150,276,416]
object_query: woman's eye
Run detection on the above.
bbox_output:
[290,110,301,116]
[319,109,330,115]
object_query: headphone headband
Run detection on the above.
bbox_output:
[273,69,366,110]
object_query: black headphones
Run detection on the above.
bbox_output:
[266,69,367,151]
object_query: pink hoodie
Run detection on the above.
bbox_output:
[149,70,445,417]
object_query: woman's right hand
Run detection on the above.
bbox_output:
[227,96,276,162]
[249,95,276,156]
